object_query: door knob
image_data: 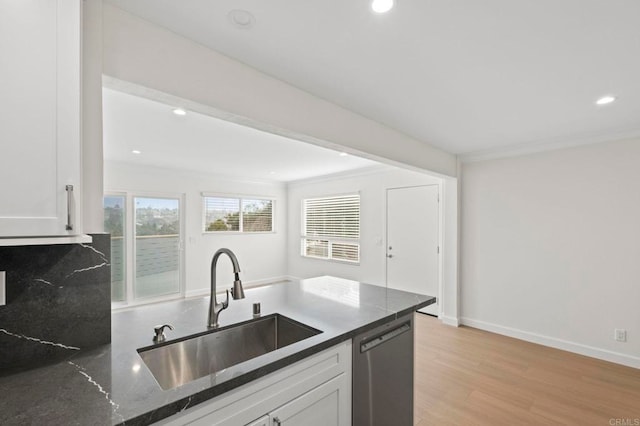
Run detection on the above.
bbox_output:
[387,254,393,258]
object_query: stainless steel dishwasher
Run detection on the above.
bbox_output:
[353,313,414,426]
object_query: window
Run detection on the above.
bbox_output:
[301,194,360,263]
[104,194,183,305]
[242,198,274,232]
[104,195,125,302]
[203,197,240,231]
[134,197,181,299]
[203,195,274,233]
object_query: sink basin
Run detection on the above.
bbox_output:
[138,314,322,390]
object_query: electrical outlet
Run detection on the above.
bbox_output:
[614,328,627,342]
[0,271,6,306]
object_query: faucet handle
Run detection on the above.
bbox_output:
[223,289,230,309]
[153,324,174,343]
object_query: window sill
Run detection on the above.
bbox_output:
[111,291,183,311]
[300,255,360,266]
[202,231,276,235]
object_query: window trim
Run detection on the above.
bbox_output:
[301,193,361,264]
[202,192,276,234]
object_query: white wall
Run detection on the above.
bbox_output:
[104,162,288,295]
[287,167,440,287]
[99,4,460,320]
[101,4,457,178]
[461,138,640,368]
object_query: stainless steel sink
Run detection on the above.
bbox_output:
[138,314,322,390]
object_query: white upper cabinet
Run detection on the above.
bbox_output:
[0,0,82,237]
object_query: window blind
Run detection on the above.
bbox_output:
[204,197,240,232]
[302,194,360,263]
[203,196,273,233]
[242,199,273,232]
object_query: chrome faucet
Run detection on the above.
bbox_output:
[208,248,245,328]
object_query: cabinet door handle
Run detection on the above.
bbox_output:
[65,185,74,231]
[273,417,281,426]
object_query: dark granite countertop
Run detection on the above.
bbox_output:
[0,276,434,425]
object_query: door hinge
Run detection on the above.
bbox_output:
[437,246,440,254]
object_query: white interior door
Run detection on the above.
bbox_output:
[386,185,439,315]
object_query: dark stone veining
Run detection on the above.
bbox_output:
[0,234,111,374]
[0,276,434,425]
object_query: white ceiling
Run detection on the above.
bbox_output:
[102,88,380,182]
[105,0,640,155]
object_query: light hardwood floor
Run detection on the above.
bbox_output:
[414,314,640,425]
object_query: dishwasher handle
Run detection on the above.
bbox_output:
[360,322,411,353]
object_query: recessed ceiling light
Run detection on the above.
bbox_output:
[595,95,616,105]
[371,0,394,14]
[339,152,349,157]
[173,108,187,116]
[132,150,141,155]
[228,10,255,29]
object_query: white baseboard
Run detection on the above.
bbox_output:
[283,275,302,282]
[461,317,640,370]
[440,315,460,327]
[185,276,293,299]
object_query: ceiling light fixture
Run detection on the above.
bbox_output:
[228,10,255,29]
[595,95,616,105]
[132,150,141,155]
[173,108,187,116]
[371,0,394,14]
[339,152,349,157]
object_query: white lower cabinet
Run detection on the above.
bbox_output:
[157,341,352,426]
[269,374,348,426]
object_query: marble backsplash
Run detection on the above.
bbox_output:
[0,234,111,375]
